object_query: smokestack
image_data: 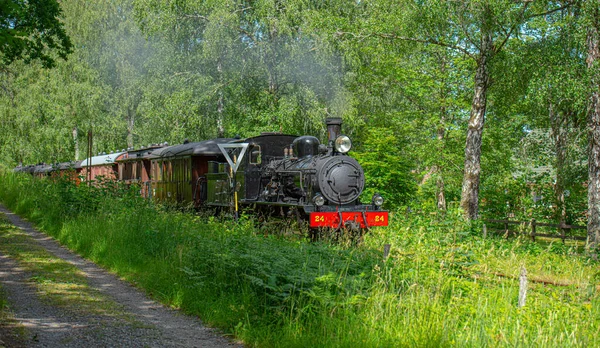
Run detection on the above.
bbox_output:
[326,117,342,142]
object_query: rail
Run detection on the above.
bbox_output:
[484,218,587,243]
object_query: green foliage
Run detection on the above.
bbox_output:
[353,127,416,208]
[0,59,113,165]
[131,0,352,140]
[0,0,72,68]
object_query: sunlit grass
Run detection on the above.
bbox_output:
[0,172,599,347]
[0,214,127,317]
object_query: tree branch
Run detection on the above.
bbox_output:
[335,31,475,59]
[234,6,252,14]
[237,27,257,44]
[526,1,575,20]
[182,14,209,21]
[493,1,531,54]
[456,2,479,56]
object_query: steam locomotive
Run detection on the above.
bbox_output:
[14,118,388,232]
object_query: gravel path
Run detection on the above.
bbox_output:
[0,204,242,347]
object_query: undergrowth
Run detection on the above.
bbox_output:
[0,172,598,347]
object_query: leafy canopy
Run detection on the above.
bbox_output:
[0,0,72,68]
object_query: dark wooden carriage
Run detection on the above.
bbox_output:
[116,146,163,198]
[147,139,234,206]
[33,164,54,178]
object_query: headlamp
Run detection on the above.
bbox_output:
[372,193,384,207]
[334,135,352,153]
[313,193,325,206]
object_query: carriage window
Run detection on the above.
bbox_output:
[136,162,142,180]
[250,145,261,164]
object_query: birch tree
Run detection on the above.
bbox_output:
[388,1,570,219]
[586,1,600,250]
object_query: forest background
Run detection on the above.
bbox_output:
[1,0,599,244]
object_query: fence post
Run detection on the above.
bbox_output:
[560,222,566,244]
[530,219,536,242]
[483,224,487,239]
[518,266,528,308]
[504,220,509,238]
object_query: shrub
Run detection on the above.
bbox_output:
[353,127,417,208]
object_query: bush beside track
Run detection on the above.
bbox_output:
[0,171,599,347]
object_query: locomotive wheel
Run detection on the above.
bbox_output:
[249,205,306,238]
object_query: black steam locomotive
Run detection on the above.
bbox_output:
[15,118,388,232]
[233,118,387,230]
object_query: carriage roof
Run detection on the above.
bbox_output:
[81,152,125,167]
[147,138,236,159]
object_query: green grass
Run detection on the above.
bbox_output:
[0,172,598,347]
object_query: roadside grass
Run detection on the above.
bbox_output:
[0,172,598,347]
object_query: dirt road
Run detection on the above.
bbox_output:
[0,205,242,347]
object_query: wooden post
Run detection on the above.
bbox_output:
[504,220,509,239]
[518,266,527,308]
[530,219,536,242]
[383,244,391,261]
[87,129,93,186]
[483,224,487,239]
[560,222,566,244]
[233,154,238,222]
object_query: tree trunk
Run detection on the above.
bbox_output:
[217,58,224,138]
[550,104,568,225]
[267,24,279,125]
[437,176,447,212]
[72,126,79,161]
[460,33,492,220]
[127,107,135,149]
[436,118,447,211]
[587,6,600,250]
[436,51,448,212]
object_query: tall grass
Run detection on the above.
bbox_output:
[0,171,598,347]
